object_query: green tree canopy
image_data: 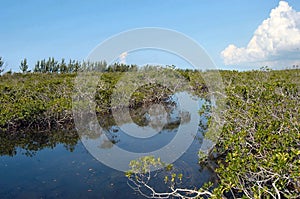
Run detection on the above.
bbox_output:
[19,58,29,73]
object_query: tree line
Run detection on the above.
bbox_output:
[0,56,140,75]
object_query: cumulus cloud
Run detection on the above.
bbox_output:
[119,52,128,64]
[221,1,300,67]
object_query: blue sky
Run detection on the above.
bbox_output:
[1,0,300,71]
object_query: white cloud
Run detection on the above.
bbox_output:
[221,1,300,67]
[119,52,128,64]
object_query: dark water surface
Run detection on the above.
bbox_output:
[0,94,216,199]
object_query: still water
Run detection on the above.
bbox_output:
[0,93,216,199]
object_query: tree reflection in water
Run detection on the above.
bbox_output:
[0,92,194,156]
[0,129,79,157]
[92,95,191,150]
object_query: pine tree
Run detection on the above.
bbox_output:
[0,57,4,75]
[60,58,67,73]
[20,58,28,73]
[67,59,74,73]
[40,59,46,73]
[74,60,81,72]
[34,60,41,72]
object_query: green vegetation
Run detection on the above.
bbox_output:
[212,69,300,198]
[0,57,299,198]
[126,69,300,198]
[0,73,75,132]
[126,156,214,198]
